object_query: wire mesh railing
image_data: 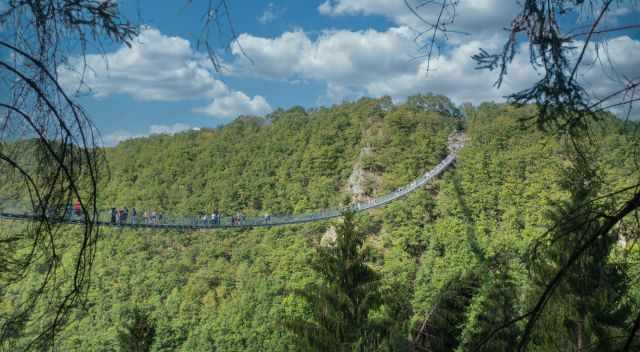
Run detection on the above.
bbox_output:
[0,134,465,229]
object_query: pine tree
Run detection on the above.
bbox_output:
[413,270,482,352]
[457,261,520,352]
[117,308,156,352]
[528,150,631,351]
[286,210,385,351]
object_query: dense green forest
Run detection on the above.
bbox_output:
[1,95,639,351]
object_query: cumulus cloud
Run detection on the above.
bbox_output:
[101,123,194,147]
[231,25,640,120]
[577,36,640,118]
[318,0,520,41]
[59,27,271,119]
[149,123,193,135]
[232,27,539,105]
[314,0,639,117]
[195,92,272,118]
[579,36,640,91]
[233,27,422,86]
[60,28,224,101]
[101,130,140,147]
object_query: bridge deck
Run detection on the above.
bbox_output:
[0,134,465,229]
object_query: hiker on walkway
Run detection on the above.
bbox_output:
[123,207,129,224]
[131,207,137,224]
[111,208,116,224]
[74,201,81,217]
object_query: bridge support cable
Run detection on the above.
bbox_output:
[0,134,466,229]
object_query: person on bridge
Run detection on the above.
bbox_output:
[74,201,81,217]
[131,207,137,224]
[123,207,129,224]
[110,208,116,224]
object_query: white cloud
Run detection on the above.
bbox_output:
[149,123,192,135]
[258,10,276,24]
[578,36,640,119]
[318,0,520,41]
[101,123,195,147]
[233,27,421,85]
[318,0,410,22]
[581,36,640,88]
[102,130,142,147]
[232,27,539,105]
[59,27,271,119]
[60,27,223,101]
[195,92,271,118]
[231,26,640,120]
[258,3,284,24]
[609,6,632,17]
[315,0,639,115]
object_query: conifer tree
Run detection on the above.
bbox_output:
[527,150,632,350]
[457,262,520,352]
[117,308,156,352]
[286,210,385,351]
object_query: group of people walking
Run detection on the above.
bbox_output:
[231,212,245,225]
[110,207,164,225]
[106,208,259,226]
[110,207,135,225]
[197,211,271,226]
[200,211,221,226]
[107,207,260,227]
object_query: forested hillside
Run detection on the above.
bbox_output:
[1,96,638,351]
[100,95,458,216]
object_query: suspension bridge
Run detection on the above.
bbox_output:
[0,134,466,229]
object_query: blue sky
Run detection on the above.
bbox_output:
[42,1,640,146]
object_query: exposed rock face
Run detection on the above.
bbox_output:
[320,225,337,246]
[347,146,381,203]
[448,132,468,153]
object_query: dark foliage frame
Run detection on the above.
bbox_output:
[0,1,239,350]
[407,0,640,350]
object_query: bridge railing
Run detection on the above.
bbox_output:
[1,137,463,228]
